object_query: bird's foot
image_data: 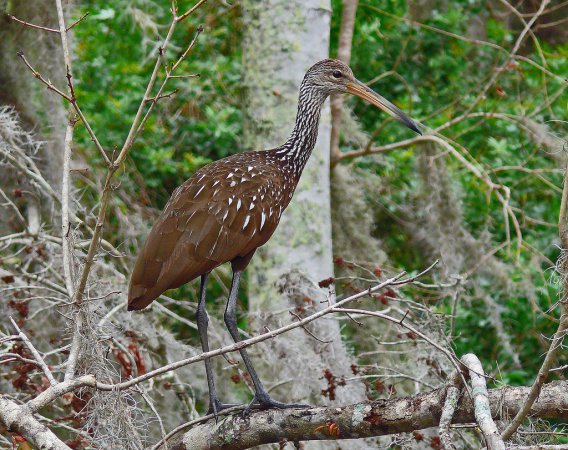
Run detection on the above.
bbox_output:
[243,393,310,415]
[207,399,242,422]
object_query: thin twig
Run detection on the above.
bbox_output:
[16,52,111,165]
[359,4,565,84]
[0,187,27,229]
[139,388,168,450]
[145,89,179,104]
[8,15,59,33]
[16,52,72,101]
[169,74,200,79]
[176,0,209,23]
[9,317,57,387]
[65,12,89,31]
[332,307,463,376]
[289,311,333,343]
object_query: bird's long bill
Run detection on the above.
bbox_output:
[346,80,421,135]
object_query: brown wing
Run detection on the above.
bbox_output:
[128,152,285,310]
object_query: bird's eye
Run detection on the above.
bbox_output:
[332,70,343,78]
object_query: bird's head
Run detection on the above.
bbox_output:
[303,59,421,135]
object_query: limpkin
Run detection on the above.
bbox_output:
[128,59,420,414]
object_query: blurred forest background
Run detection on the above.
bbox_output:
[0,0,567,448]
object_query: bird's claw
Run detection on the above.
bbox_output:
[243,394,311,416]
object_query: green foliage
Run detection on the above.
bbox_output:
[74,0,242,206]
[331,0,567,387]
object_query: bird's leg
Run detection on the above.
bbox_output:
[224,270,310,411]
[196,273,237,417]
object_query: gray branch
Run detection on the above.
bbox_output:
[164,380,568,449]
[0,396,71,450]
[461,353,505,450]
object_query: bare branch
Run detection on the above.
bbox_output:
[60,111,75,298]
[513,446,568,450]
[289,311,333,343]
[139,388,168,450]
[133,25,204,142]
[17,52,72,101]
[19,272,424,419]
[0,186,27,229]
[501,117,568,439]
[461,354,505,450]
[65,12,89,31]
[333,306,462,375]
[176,0,209,23]
[145,89,179,104]
[27,375,96,413]
[16,51,111,166]
[63,14,207,380]
[9,12,89,33]
[169,74,200,79]
[8,15,59,33]
[360,4,566,84]
[170,24,204,73]
[94,273,410,391]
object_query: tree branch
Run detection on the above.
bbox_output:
[64,0,207,382]
[0,397,71,450]
[8,15,59,33]
[461,354,505,450]
[438,370,461,450]
[162,380,568,449]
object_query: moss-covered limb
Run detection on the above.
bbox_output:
[0,396,71,450]
[461,354,505,450]
[163,379,568,449]
[438,368,464,450]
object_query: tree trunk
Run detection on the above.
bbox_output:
[242,1,335,295]
[241,0,366,433]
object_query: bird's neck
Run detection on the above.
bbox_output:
[275,85,327,174]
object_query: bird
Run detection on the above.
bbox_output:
[128,59,420,415]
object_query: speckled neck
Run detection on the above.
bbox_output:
[275,81,328,174]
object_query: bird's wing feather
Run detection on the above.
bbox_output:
[128,152,287,309]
